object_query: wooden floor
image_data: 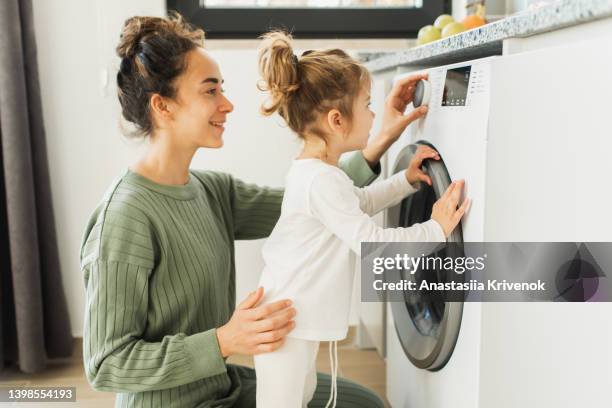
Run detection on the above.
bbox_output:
[0,336,389,407]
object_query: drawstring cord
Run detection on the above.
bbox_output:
[324,340,338,408]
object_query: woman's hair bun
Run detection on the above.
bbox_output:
[116,12,203,60]
[117,16,153,59]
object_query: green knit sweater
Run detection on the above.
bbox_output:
[80,152,379,407]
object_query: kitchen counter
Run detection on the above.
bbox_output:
[365,0,612,73]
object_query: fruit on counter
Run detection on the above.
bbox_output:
[417,25,441,45]
[441,22,466,38]
[433,14,455,30]
[415,13,477,45]
[462,14,486,30]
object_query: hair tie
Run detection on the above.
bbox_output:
[292,54,299,67]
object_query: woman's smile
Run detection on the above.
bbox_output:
[209,119,226,130]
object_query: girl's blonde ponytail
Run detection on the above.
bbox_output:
[257,31,300,118]
[257,30,370,139]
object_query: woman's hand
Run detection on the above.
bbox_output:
[216,287,295,357]
[431,180,471,237]
[362,73,430,166]
[405,145,440,186]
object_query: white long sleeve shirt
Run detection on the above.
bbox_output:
[259,158,446,341]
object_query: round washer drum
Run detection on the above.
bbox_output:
[387,142,465,371]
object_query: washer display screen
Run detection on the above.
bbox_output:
[442,66,471,106]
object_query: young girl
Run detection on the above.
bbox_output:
[254,32,469,407]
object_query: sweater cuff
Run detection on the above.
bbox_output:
[185,328,227,380]
[424,219,447,243]
[340,151,381,187]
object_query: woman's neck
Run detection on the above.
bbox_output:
[130,133,197,185]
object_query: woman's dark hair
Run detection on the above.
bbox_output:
[116,12,205,137]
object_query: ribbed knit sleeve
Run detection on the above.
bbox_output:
[340,150,381,187]
[226,176,284,240]
[83,260,225,392]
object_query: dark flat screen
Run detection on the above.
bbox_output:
[442,66,471,107]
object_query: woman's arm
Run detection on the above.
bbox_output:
[82,259,226,393]
[339,150,382,187]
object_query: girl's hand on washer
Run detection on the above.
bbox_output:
[431,180,471,237]
[216,287,296,357]
[379,73,430,142]
[362,73,429,166]
[405,145,440,186]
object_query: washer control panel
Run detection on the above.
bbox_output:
[397,58,492,114]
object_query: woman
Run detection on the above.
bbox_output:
[80,13,432,408]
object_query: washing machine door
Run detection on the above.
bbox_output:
[387,142,464,371]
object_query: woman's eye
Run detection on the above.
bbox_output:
[206,87,225,95]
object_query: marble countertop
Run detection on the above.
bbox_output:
[365,0,612,73]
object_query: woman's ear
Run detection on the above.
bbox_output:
[150,94,173,124]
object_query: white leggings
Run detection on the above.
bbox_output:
[254,338,339,408]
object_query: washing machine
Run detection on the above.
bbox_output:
[385,55,492,408]
[384,37,612,408]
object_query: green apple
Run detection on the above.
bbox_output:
[417,25,441,45]
[434,14,455,30]
[441,22,466,38]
